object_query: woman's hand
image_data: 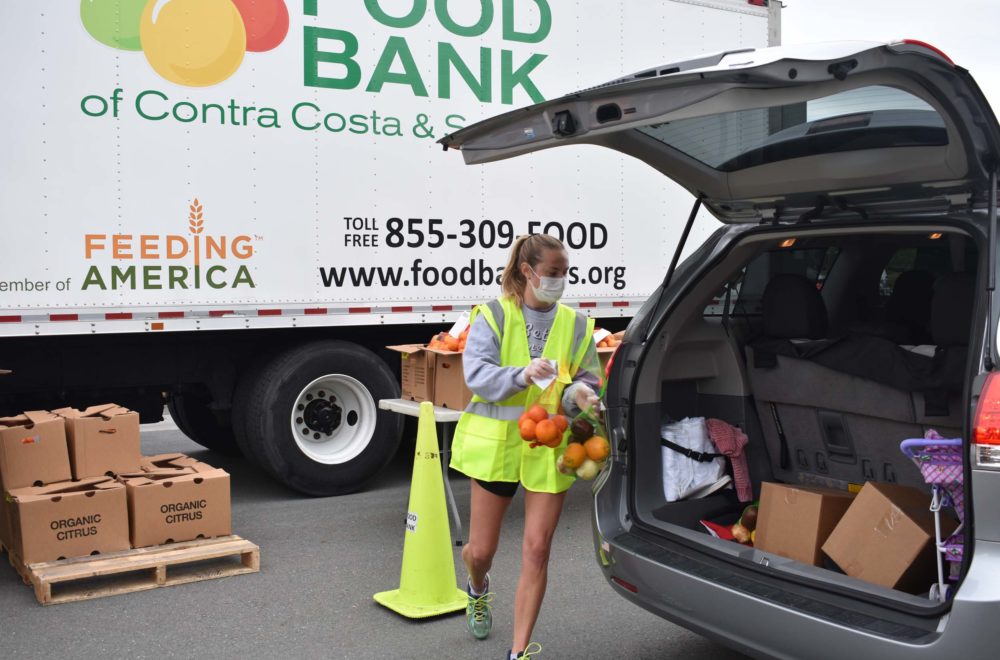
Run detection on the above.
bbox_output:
[574,384,600,412]
[523,358,556,385]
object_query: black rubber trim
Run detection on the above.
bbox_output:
[612,529,942,643]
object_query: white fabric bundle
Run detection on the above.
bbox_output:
[661,417,727,502]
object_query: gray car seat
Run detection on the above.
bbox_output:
[912,272,975,434]
[747,274,929,490]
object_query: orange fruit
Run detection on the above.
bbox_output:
[535,419,561,447]
[519,418,537,441]
[526,404,548,423]
[562,443,587,469]
[584,436,610,461]
[552,414,568,433]
[443,334,460,351]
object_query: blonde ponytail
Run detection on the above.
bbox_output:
[500,234,565,306]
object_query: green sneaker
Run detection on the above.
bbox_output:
[466,575,494,640]
[508,642,542,659]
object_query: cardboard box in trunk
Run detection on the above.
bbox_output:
[7,477,129,564]
[0,411,72,490]
[121,460,231,548]
[53,404,141,479]
[426,347,472,410]
[755,482,856,566]
[822,482,947,592]
[387,344,436,402]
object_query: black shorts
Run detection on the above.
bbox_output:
[475,479,519,498]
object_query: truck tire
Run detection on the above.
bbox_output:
[234,341,403,496]
[166,392,242,456]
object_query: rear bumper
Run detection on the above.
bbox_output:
[593,501,999,659]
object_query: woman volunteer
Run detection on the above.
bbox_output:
[450,234,602,660]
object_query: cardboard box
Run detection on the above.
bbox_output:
[140,452,192,471]
[597,346,616,372]
[0,493,13,551]
[0,411,72,490]
[823,482,946,592]
[121,460,231,548]
[53,404,141,479]
[7,477,129,564]
[426,347,472,410]
[387,344,436,402]
[755,482,856,566]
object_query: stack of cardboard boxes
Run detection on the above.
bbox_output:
[0,405,230,567]
[754,481,950,593]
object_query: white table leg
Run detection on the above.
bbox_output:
[439,422,464,546]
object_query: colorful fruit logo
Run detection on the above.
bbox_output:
[80,0,289,87]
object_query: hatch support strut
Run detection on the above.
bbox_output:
[987,169,997,369]
[662,197,703,290]
[989,169,997,292]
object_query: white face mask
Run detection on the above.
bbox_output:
[528,266,566,304]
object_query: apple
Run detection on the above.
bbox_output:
[570,418,595,442]
[575,458,600,481]
[731,523,751,544]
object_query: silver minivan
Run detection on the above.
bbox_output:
[443,41,1000,658]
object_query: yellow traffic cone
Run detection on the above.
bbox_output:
[374,401,467,618]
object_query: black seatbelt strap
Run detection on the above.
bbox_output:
[769,403,790,469]
[660,438,723,463]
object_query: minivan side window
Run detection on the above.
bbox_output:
[704,246,839,317]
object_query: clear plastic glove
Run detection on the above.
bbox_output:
[523,358,556,386]
[574,384,600,412]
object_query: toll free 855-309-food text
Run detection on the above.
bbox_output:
[323,217,627,290]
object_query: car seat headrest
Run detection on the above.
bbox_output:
[762,273,828,340]
[888,270,934,327]
[931,273,975,346]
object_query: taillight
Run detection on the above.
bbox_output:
[889,40,955,66]
[973,371,1000,467]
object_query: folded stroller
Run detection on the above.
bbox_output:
[899,436,964,601]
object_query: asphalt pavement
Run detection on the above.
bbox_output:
[0,417,750,660]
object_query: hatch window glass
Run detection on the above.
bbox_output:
[639,86,944,172]
[705,246,839,317]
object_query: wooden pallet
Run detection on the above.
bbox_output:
[9,535,259,605]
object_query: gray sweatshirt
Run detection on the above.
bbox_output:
[462,303,602,418]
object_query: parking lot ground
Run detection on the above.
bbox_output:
[0,420,750,659]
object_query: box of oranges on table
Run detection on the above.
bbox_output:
[593,327,622,372]
[517,404,610,481]
[387,313,473,409]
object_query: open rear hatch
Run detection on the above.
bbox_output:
[441,41,1000,224]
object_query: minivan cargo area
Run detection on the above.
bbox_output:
[628,226,977,606]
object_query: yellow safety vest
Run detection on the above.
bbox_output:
[449,297,595,493]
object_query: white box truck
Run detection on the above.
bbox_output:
[0,0,778,494]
